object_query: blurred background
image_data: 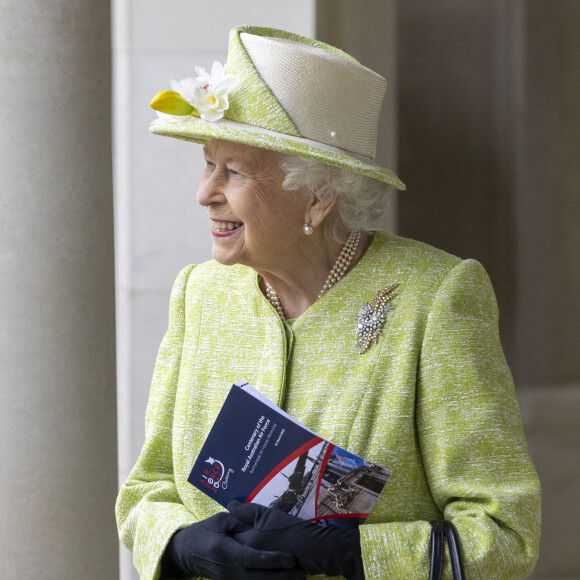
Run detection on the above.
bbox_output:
[1,1,578,578]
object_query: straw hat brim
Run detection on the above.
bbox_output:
[150,117,406,191]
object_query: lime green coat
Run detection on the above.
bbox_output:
[116,232,540,580]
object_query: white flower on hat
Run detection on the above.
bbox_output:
[191,61,239,122]
[150,61,239,123]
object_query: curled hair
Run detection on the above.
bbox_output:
[278,153,391,243]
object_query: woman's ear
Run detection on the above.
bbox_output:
[305,194,336,228]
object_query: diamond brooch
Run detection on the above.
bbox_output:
[355,283,399,354]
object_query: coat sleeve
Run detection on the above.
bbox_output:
[359,259,541,579]
[115,264,199,580]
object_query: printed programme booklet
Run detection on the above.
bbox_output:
[188,380,392,527]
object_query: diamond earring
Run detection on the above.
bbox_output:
[303,223,313,235]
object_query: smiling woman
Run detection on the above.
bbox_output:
[197,140,362,319]
[198,141,310,267]
[115,25,540,580]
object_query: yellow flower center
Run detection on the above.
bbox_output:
[207,94,218,106]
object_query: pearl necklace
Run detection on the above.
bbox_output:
[264,230,361,322]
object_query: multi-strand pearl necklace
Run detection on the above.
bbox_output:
[264,230,361,322]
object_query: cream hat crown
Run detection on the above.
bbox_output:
[150,25,405,190]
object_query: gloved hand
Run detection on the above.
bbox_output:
[162,511,305,580]
[228,501,365,580]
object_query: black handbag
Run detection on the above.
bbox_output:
[429,520,466,580]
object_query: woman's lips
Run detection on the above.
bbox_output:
[211,219,244,237]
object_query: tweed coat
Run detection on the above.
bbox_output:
[116,231,541,580]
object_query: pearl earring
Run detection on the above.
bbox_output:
[303,223,313,235]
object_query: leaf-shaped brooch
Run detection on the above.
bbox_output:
[355,283,399,354]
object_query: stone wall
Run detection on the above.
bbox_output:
[112,3,316,578]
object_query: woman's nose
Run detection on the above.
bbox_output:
[196,173,223,207]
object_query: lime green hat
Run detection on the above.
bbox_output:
[149,25,405,190]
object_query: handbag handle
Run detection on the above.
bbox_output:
[444,521,466,580]
[429,520,445,580]
[429,520,466,580]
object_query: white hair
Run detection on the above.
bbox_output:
[277,153,391,243]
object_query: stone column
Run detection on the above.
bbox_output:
[514,3,580,576]
[0,1,118,578]
[397,1,580,577]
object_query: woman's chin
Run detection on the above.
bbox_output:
[211,246,242,267]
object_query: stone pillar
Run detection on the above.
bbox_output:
[0,1,118,578]
[397,1,580,577]
[514,3,580,576]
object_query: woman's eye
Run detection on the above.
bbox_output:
[204,160,215,170]
[228,167,242,176]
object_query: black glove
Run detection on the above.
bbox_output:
[228,501,365,580]
[162,512,305,580]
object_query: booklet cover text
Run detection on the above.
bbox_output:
[188,380,392,527]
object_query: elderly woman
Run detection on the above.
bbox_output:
[116,26,540,580]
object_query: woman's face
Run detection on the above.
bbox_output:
[197,140,311,271]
